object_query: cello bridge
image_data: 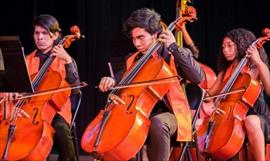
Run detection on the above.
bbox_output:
[109,94,125,105]
[216,108,225,115]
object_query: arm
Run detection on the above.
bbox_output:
[51,44,80,84]
[168,43,204,84]
[181,24,199,58]
[65,59,80,84]
[159,29,204,84]
[246,45,270,95]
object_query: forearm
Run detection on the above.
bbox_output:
[65,59,80,84]
[168,43,205,84]
[182,27,199,58]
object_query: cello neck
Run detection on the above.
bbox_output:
[220,56,248,95]
[32,26,82,90]
[32,35,69,89]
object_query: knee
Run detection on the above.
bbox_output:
[149,117,169,135]
[244,115,261,133]
[54,122,69,131]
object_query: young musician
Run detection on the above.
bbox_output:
[30,14,80,161]
[98,8,205,161]
[207,28,270,161]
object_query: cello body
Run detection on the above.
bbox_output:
[197,73,261,161]
[81,56,175,161]
[0,71,70,160]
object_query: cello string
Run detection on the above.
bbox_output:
[111,18,179,94]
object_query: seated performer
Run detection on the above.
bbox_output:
[0,14,80,161]
[207,28,270,161]
[98,8,205,161]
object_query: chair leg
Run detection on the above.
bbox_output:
[178,142,189,161]
[72,122,80,161]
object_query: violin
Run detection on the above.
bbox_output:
[81,12,196,161]
[196,29,270,161]
[0,25,83,161]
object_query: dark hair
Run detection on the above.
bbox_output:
[33,14,61,34]
[217,28,269,72]
[123,8,163,38]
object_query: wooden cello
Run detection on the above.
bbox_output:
[0,25,82,161]
[81,13,196,161]
[232,27,270,161]
[196,33,270,161]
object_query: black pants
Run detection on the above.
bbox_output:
[51,114,75,161]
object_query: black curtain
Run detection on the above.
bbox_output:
[1,0,270,154]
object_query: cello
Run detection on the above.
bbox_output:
[232,27,270,161]
[0,25,83,161]
[196,31,270,161]
[81,13,197,161]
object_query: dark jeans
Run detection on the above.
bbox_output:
[51,114,75,161]
[147,112,178,161]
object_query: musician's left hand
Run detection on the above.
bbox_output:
[246,45,263,66]
[158,29,176,48]
[51,44,72,64]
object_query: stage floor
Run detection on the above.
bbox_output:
[47,154,94,161]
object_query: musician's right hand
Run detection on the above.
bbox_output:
[0,93,30,119]
[99,77,116,92]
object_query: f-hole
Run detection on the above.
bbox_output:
[126,95,135,113]
[32,107,39,125]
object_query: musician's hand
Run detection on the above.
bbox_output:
[180,23,187,32]
[2,93,30,118]
[51,44,73,64]
[6,93,20,101]
[99,77,116,92]
[158,29,176,48]
[246,45,263,66]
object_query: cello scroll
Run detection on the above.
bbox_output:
[255,27,270,48]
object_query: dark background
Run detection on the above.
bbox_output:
[1,0,270,154]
